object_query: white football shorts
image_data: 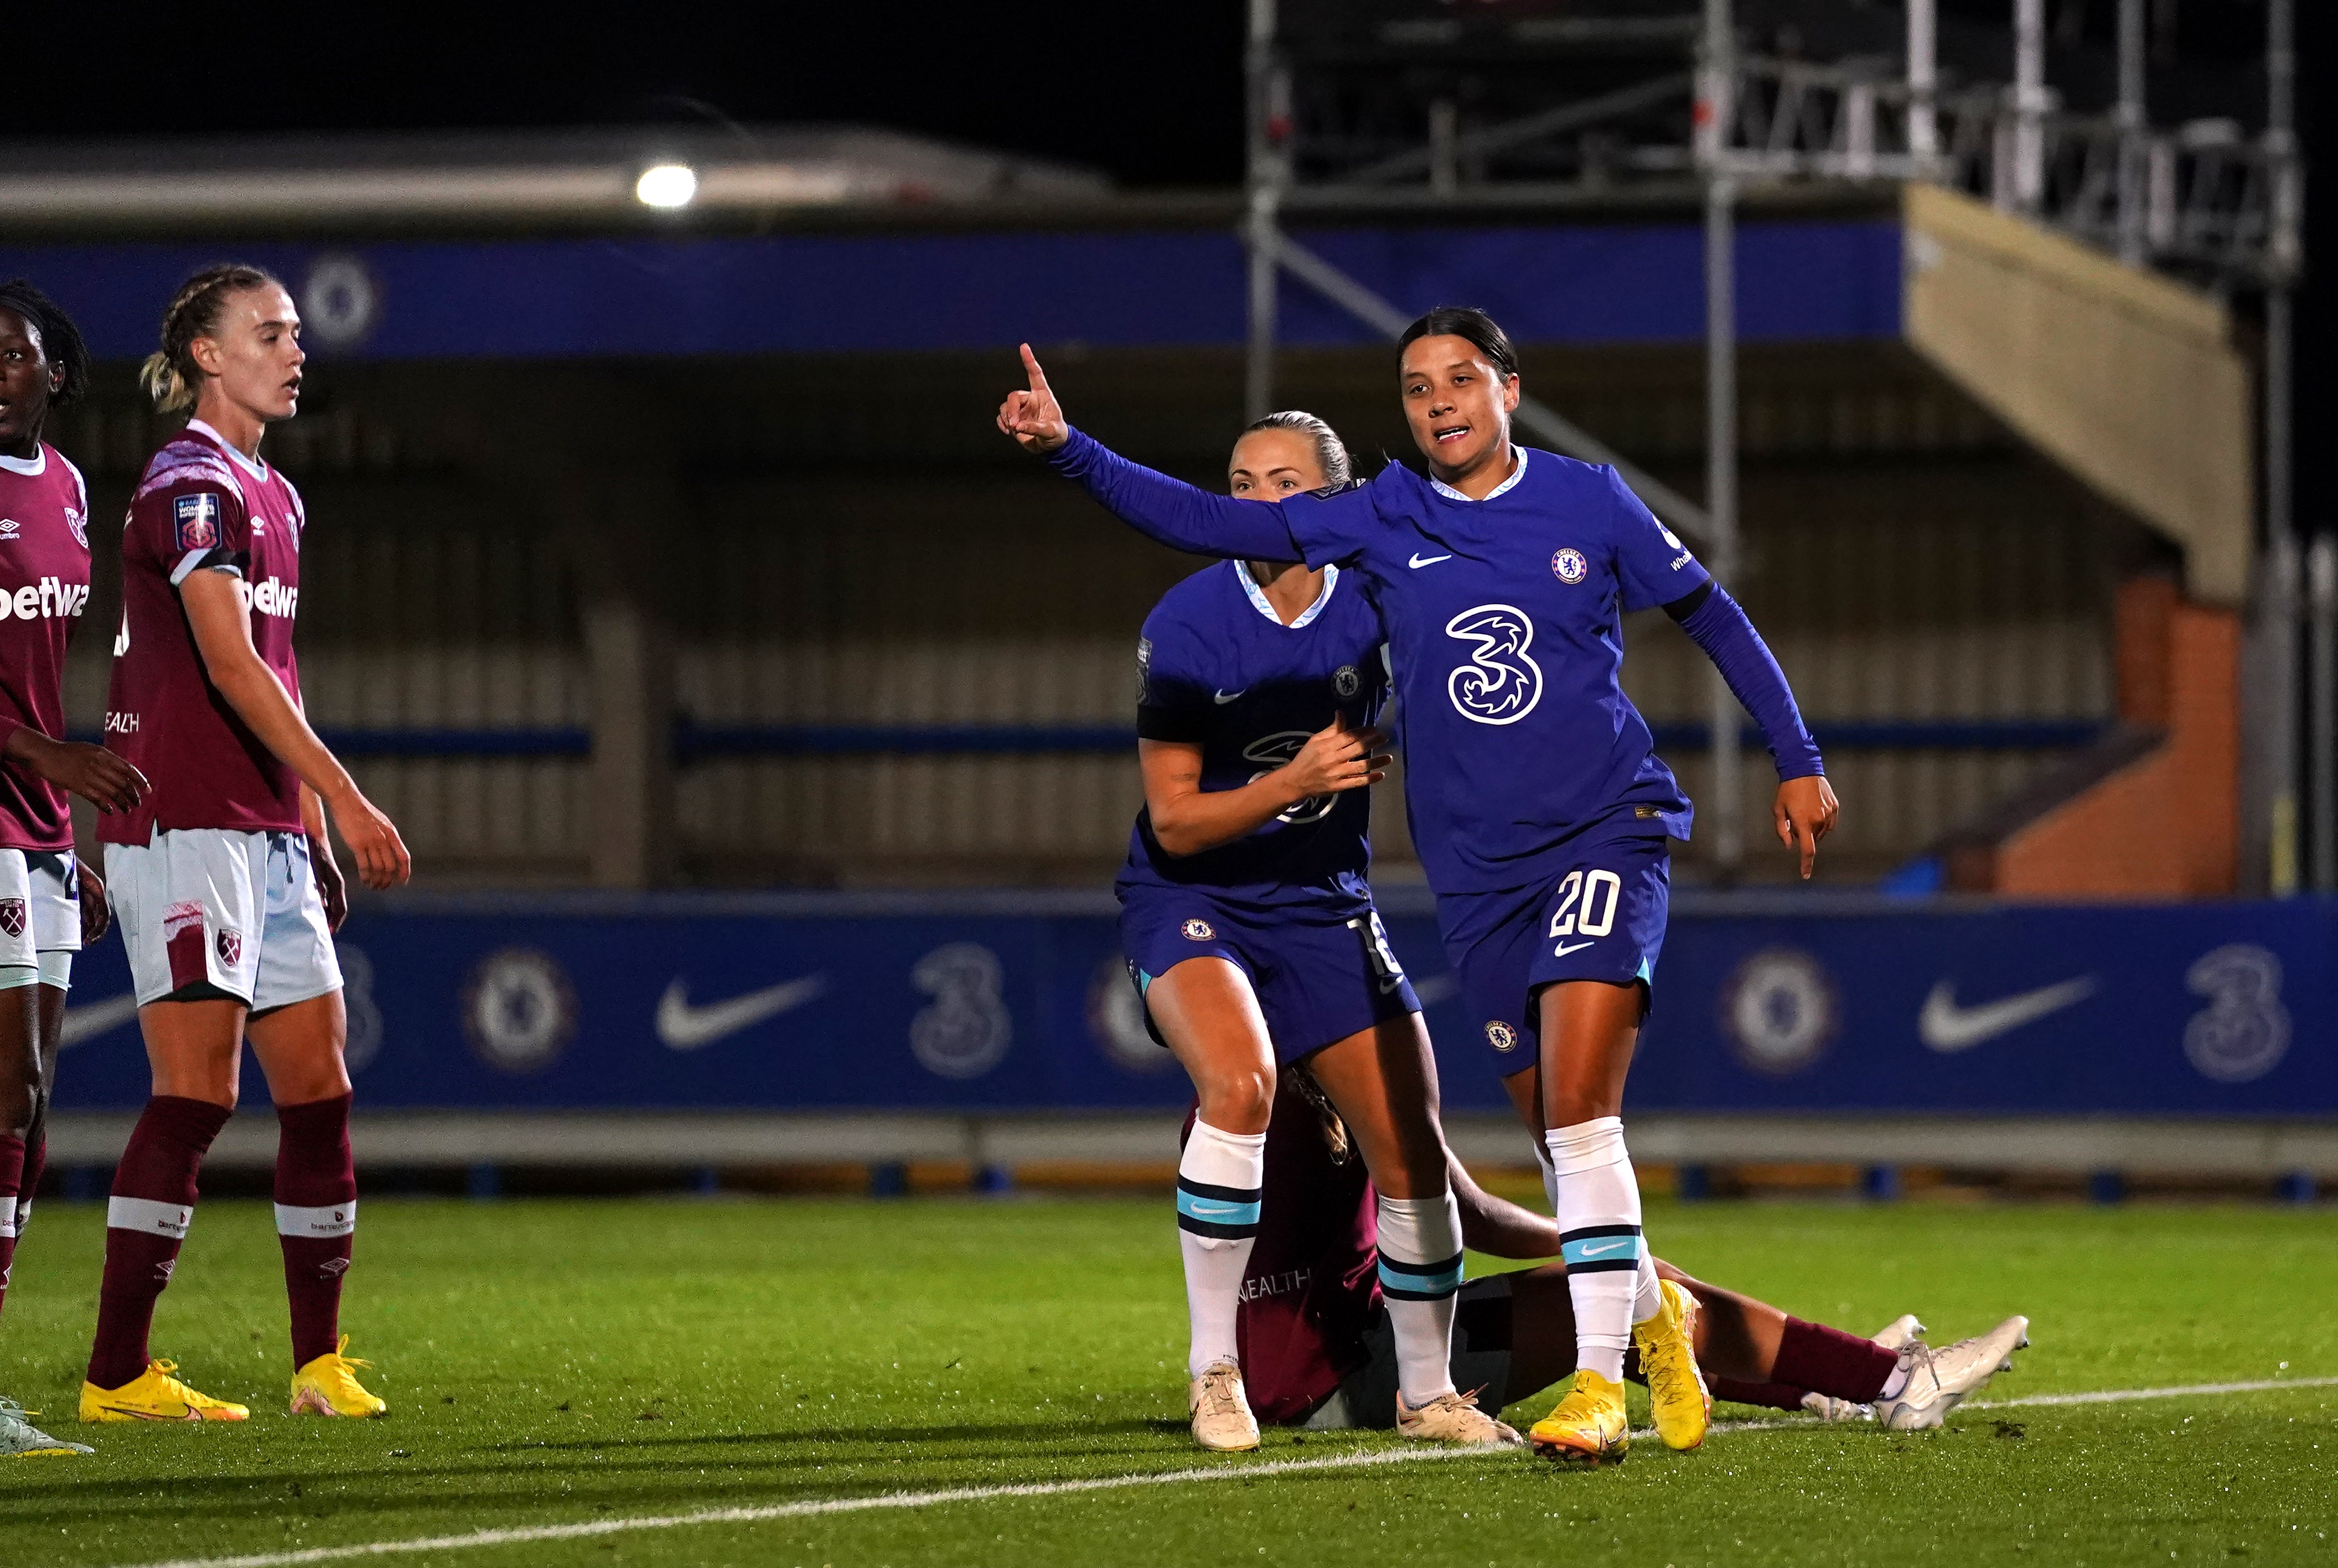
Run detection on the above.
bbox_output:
[107,828,342,1010]
[0,848,82,964]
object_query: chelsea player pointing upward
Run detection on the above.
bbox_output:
[1001,308,1837,1464]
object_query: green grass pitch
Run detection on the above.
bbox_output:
[0,1193,2332,1567]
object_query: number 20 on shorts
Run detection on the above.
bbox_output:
[1548,868,1622,939]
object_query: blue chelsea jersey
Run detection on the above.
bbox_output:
[1280,448,1709,895]
[1118,560,1390,913]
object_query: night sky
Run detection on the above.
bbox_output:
[20,5,1249,187]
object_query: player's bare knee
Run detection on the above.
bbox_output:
[1202,1067,1275,1134]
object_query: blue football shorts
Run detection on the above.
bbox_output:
[1437,816,1674,1079]
[1120,889,1421,1064]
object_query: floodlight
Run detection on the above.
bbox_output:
[635,164,698,209]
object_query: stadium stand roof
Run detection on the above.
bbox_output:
[0,126,1112,235]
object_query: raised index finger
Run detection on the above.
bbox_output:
[1020,343,1052,396]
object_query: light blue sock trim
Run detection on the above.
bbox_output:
[1175,1184,1262,1230]
[1559,1232,1645,1269]
[1378,1254,1465,1299]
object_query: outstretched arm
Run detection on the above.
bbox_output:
[997,344,1315,562]
[1664,581,1839,878]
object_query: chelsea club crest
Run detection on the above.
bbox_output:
[1551,547,1588,585]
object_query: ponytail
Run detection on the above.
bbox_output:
[142,262,281,413]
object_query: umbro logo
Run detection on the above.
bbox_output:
[0,519,18,541]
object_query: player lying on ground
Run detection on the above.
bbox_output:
[80,263,411,1426]
[1005,307,1833,1463]
[1227,1070,2030,1443]
[1124,412,1514,1453]
[0,281,152,1457]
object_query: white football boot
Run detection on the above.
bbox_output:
[1397,1388,1525,1448]
[1874,1316,2030,1431]
[1799,1314,1927,1421]
[0,1398,92,1456]
[1188,1359,1260,1452]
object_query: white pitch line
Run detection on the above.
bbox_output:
[1975,1374,2338,1410]
[120,1374,2338,1568]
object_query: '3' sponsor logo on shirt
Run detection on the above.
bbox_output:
[1442,604,1543,726]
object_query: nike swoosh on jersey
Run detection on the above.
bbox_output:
[656,975,830,1050]
[1213,689,1247,703]
[60,992,141,1048]
[1408,552,1453,569]
[1917,976,2097,1053]
[1553,940,1596,958]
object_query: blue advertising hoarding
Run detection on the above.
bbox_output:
[50,893,2334,1119]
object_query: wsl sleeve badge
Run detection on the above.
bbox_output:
[174,493,222,552]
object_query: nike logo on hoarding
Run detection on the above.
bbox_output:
[60,993,140,1048]
[1408,552,1452,569]
[1553,940,1595,958]
[1917,976,2097,1052]
[1213,689,1246,704]
[655,975,829,1050]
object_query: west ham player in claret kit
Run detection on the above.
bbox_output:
[78,264,411,1426]
[1225,1073,2031,1435]
[0,282,151,1456]
[1004,307,1838,1463]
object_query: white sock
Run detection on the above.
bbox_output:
[1634,1253,1663,1321]
[1375,1192,1463,1407]
[1543,1135,1661,1319]
[1546,1117,1647,1384]
[1177,1120,1266,1379]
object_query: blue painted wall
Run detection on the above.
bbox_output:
[2,221,1901,362]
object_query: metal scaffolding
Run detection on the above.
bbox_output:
[1240,0,2309,886]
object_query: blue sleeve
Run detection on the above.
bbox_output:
[1678,586,1825,781]
[1278,474,1388,570]
[1047,426,1301,561]
[1606,467,1709,613]
[1134,607,1213,743]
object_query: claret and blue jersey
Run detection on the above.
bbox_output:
[1117,558,1388,914]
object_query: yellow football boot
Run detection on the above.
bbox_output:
[1633,1277,1712,1451]
[1527,1368,1630,1463]
[290,1336,387,1417]
[79,1360,249,1423]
